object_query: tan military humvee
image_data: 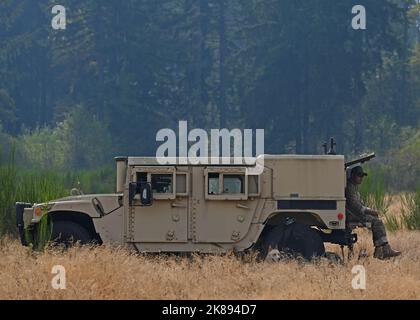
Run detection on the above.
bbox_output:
[16,153,374,260]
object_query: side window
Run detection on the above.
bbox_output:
[151,174,173,194]
[208,173,220,195]
[205,169,248,200]
[223,174,244,194]
[137,172,147,183]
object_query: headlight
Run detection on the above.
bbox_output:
[32,204,51,222]
[34,206,42,217]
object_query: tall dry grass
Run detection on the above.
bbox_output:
[0,229,418,300]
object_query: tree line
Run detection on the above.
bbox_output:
[0,0,419,170]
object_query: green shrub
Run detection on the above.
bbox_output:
[16,107,113,170]
[400,189,420,230]
[384,130,420,191]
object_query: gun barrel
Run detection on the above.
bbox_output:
[345,152,376,168]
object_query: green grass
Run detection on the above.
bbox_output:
[0,163,66,237]
[359,167,420,231]
[63,167,115,195]
[358,167,401,231]
[382,211,401,232]
[359,167,391,215]
[0,151,115,237]
[24,212,53,251]
[400,189,420,230]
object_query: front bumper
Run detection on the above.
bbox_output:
[15,202,32,245]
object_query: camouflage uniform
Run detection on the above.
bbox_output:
[345,179,388,247]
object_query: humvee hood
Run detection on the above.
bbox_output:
[42,194,123,218]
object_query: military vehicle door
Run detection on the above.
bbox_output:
[128,166,189,243]
[190,166,260,243]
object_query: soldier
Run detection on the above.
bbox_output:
[345,166,401,260]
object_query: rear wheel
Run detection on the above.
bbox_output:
[51,221,93,246]
[258,221,325,261]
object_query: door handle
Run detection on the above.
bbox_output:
[171,203,187,208]
[236,203,250,209]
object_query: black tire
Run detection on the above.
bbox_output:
[258,222,325,261]
[51,220,93,246]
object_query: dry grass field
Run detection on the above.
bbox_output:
[0,201,419,300]
[0,229,418,300]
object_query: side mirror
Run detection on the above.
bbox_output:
[129,182,153,206]
[139,182,152,206]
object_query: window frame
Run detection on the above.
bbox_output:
[204,167,248,200]
[132,166,176,200]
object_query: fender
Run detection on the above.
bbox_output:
[47,194,122,219]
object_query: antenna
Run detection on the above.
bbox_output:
[322,141,328,155]
[327,137,337,155]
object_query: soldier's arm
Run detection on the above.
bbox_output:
[345,184,369,218]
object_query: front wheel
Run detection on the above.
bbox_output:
[258,221,325,261]
[51,221,93,246]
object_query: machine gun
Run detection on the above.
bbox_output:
[345,152,376,169]
[321,138,375,168]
